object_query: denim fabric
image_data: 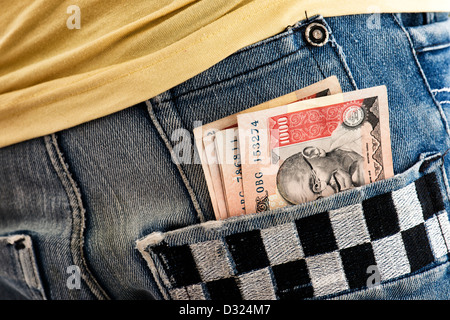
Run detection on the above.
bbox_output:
[0,13,449,300]
[0,235,46,299]
[408,15,450,120]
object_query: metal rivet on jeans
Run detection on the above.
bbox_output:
[305,22,329,47]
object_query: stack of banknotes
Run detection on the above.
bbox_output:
[194,76,394,220]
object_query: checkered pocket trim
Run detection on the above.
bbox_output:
[141,172,450,300]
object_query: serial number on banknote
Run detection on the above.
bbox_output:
[250,123,262,163]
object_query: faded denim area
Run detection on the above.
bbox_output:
[0,13,449,299]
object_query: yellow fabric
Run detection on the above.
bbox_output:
[1,1,449,148]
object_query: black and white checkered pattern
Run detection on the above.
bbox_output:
[145,172,450,300]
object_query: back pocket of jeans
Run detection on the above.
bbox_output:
[406,15,450,113]
[136,153,450,300]
[0,234,46,300]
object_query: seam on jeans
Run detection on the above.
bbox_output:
[14,246,32,297]
[438,163,450,253]
[145,99,206,224]
[4,236,24,281]
[43,134,110,300]
[12,239,37,298]
[393,13,450,138]
[300,18,327,80]
[432,88,450,93]
[22,251,42,299]
[322,19,358,91]
[306,45,327,79]
[135,235,171,300]
[415,42,450,53]
[10,253,21,282]
[18,238,46,299]
[163,89,208,221]
[438,213,450,254]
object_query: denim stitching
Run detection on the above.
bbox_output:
[432,88,450,93]
[415,42,450,53]
[13,243,32,296]
[135,235,171,300]
[438,153,450,200]
[145,100,206,224]
[393,13,450,138]
[18,239,46,299]
[44,134,110,300]
[24,253,42,299]
[305,44,327,80]
[321,18,358,91]
[436,163,450,254]
[10,237,44,299]
[302,18,327,80]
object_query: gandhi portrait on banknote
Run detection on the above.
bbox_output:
[276,142,365,205]
[237,86,393,214]
[274,95,389,206]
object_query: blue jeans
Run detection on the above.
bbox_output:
[1,13,450,300]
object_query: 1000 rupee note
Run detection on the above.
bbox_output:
[237,86,393,215]
[202,133,229,220]
[194,76,342,219]
[214,128,246,217]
